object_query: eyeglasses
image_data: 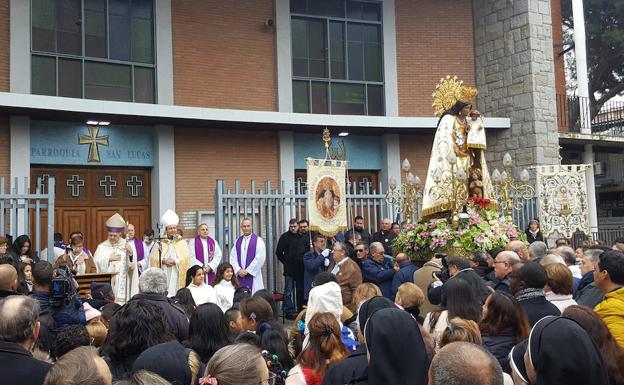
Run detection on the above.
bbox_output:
[259,372,277,385]
[356,249,366,253]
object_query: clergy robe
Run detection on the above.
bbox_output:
[148,236,191,295]
[93,239,137,304]
[124,237,144,297]
[188,236,223,284]
[229,234,266,294]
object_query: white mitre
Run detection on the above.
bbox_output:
[106,213,127,233]
[161,209,179,228]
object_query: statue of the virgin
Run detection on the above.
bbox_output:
[421,76,496,219]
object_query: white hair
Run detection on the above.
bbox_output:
[370,242,384,254]
[138,268,168,294]
[540,254,565,266]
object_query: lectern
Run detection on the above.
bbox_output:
[75,272,118,299]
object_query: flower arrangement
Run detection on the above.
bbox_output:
[393,203,527,261]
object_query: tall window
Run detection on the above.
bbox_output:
[291,0,384,115]
[31,0,155,103]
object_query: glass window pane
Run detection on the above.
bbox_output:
[363,24,380,43]
[109,0,130,16]
[134,67,155,103]
[291,18,309,77]
[85,62,132,102]
[362,3,382,21]
[56,0,81,55]
[367,85,384,116]
[131,18,154,63]
[31,55,56,96]
[85,9,107,58]
[331,83,365,115]
[131,0,153,19]
[330,22,345,79]
[309,0,344,17]
[290,0,306,13]
[364,43,382,81]
[346,1,362,20]
[311,82,328,114]
[347,23,363,42]
[85,0,105,11]
[293,81,310,113]
[32,0,56,52]
[110,15,131,61]
[308,19,327,78]
[347,42,363,80]
[58,58,82,98]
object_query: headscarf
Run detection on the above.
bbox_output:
[305,282,343,329]
[357,296,395,334]
[132,340,203,385]
[510,316,608,385]
[365,308,429,385]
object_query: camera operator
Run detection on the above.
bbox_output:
[29,261,86,354]
[427,256,491,306]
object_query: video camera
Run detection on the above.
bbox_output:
[433,253,451,282]
[50,263,78,308]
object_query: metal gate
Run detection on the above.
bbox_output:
[0,176,55,258]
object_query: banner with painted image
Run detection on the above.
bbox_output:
[535,164,590,238]
[307,158,348,237]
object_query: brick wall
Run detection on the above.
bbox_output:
[399,132,435,184]
[174,127,280,236]
[395,0,476,117]
[171,0,277,111]
[0,116,10,183]
[0,0,8,92]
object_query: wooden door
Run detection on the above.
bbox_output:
[31,167,151,251]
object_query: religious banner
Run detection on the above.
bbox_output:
[307,158,348,237]
[535,164,590,238]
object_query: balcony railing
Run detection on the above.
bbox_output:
[557,95,624,137]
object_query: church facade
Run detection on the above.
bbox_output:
[0,0,566,250]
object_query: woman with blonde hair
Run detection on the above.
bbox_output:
[395,282,425,323]
[353,282,382,310]
[544,263,577,312]
[439,317,483,348]
[201,343,275,385]
[286,312,350,385]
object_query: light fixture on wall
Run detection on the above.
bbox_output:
[86,120,110,126]
[338,132,349,137]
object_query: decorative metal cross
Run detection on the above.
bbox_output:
[66,174,85,197]
[126,175,143,197]
[37,174,51,194]
[99,175,117,197]
[79,126,109,163]
[359,177,372,193]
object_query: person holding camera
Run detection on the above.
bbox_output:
[29,261,86,354]
[53,235,97,275]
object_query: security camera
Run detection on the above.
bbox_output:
[265,18,274,28]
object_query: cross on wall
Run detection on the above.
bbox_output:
[66,174,85,197]
[99,175,117,197]
[126,175,143,197]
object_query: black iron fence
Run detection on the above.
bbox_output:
[557,94,624,136]
[572,228,624,249]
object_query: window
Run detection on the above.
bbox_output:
[31,0,155,103]
[291,0,384,116]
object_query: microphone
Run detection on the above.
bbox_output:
[168,235,174,241]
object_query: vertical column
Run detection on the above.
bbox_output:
[155,0,174,105]
[382,0,399,117]
[583,145,598,233]
[151,125,176,231]
[572,0,591,133]
[10,116,30,235]
[276,0,293,112]
[278,131,295,232]
[10,0,31,93]
[380,134,401,219]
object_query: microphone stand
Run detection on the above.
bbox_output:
[156,222,163,269]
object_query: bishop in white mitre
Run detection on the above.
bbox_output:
[93,213,137,303]
[149,210,191,294]
[230,218,266,294]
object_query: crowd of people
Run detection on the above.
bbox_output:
[0,215,624,385]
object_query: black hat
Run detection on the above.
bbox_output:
[90,282,113,299]
[509,339,528,384]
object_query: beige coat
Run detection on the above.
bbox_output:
[413,259,443,316]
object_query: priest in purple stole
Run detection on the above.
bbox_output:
[188,223,223,284]
[229,218,266,293]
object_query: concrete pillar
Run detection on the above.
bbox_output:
[151,125,176,231]
[572,0,591,133]
[276,0,293,112]
[10,0,31,93]
[10,117,30,235]
[380,134,401,220]
[155,0,174,105]
[583,144,598,233]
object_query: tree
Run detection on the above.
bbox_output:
[561,0,624,119]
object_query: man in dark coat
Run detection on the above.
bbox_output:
[391,253,417,298]
[275,219,300,319]
[292,220,313,312]
[428,257,491,306]
[362,242,395,299]
[303,234,331,301]
[575,248,605,309]
[371,218,397,255]
[510,261,560,326]
[347,216,371,245]
[129,268,188,341]
[0,296,52,385]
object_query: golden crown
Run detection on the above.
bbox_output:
[432,75,479,116]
